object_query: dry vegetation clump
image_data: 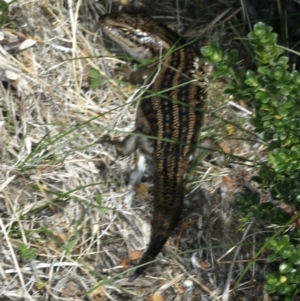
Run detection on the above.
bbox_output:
[0,0,272,300]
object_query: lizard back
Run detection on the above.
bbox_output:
[100,11,205,279]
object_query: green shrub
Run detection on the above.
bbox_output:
[201,22,300,300]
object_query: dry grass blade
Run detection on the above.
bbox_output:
[0,0,274,300]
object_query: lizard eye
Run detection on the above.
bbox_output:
[120,27,132,34]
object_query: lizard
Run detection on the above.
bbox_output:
[99,11,205,279]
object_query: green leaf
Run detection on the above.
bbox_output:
[217,61,229,71]
[257,66,269,75]
[272,66,285,81]
[277,56,289,67]
[293,73,300,85]
[252,22,270,39]
[89,68,101,88]
[264,283,277,294]
[18,244,37,261]
[244,70,258,87]
[201,41,222,63]
[278,106,289,117]
[279,263,293,274]
[288,252,300,265]
[280,85,292,96]
[277,282,296,295]
[255,91,269,100]
[266,273,279,285]
[268,238,280,250]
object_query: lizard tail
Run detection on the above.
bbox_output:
[130,176,184,280]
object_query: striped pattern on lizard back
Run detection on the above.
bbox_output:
[99,11,205,279]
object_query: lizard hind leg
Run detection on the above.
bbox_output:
[102,130,151,157]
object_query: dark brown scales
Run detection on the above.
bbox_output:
[100,12,205,279]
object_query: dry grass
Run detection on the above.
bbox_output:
[0,1,271,300]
